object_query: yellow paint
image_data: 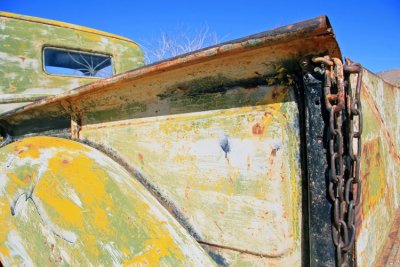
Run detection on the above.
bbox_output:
[1,136,214,265]
[47,151,114,235]
[80,87,302,261]
[123,224,184,266]
[35,172,84,227]
[81,31,102,42]
[7,83,16,92]
[13,137,90,159]
[86,234,100,257]
[0,11,136,43]
[122,190,185,266]
[6,173,26,188]
[0,203,12,259]
[257,86,289,135]
[288,134,300,241]
[361,138,386,215]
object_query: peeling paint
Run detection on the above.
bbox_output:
[0,15,352,266]
[0,12,144,114]
[355,69,400,267]
[0,137,216,266]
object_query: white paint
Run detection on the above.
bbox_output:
[88,149,216,266]
[0,18,5,30]
[6,230,34,266]
[11,191,28,217]
[0,51,39,70]
[102,242,123,266]
[0,172,8,196]
[59,249,72,265]
[5,154,16,168]
[64,186,83,208]
[31,195,78,244]
[39,222,57,244]
[18,87,65,95]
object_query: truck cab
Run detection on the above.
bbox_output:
[0,12,144,113]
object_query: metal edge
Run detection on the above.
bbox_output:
[0,15,340,121]
[0,11,137,44]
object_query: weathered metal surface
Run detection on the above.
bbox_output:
[355,69,400,266]
[81,89,303,262]
[0,15,340,128]
[0,12,144,114]
[378,69,400,87]
[375,210,400,266]
[0,16,342,266]
[0,136,216,266]
[300,58,335,265]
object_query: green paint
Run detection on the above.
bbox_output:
[245,39,264,47]
[0,137,216,266]
[83,101,147,124]
[0,13,144,109]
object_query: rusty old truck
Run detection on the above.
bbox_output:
[0,11,399,267]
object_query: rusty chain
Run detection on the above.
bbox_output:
[312,56,363,267]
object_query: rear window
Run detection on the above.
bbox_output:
[43,47,113,78]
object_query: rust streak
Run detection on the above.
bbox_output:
[0,15,339,121]
[197,240,288,258]
[252,122,264,135]
[362,84,400,164]
[374,209,400,266]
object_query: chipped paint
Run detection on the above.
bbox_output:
[0,15,360,266]
[354,69,400,267]
[0,136,216,266]
[0,15,343,266]
[0,12,144,114]
[81,91,302,258]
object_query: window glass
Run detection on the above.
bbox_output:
[43,48,113,78]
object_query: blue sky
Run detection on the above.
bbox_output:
[1,0,399,72]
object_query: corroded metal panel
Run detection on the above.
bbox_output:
[355,69,400,266]
[0,136,215,266]
[80,85,302,264]
[0,12,144,113]
[0,15,340,128]
[0,16,342,265]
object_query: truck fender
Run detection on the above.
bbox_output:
[0,136,215,266]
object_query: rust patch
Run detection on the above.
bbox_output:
[271,88,281,100]
[375,210,400,266]
[270,148,277,157]
[138,152,144,162]
[360,138,385,218]
[252,122,264,135]
[362,84,400,165]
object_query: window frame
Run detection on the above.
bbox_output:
[42,46,114,79]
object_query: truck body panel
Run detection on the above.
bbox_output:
[0,12,399,266]
[355,69,400,266]
[0,136,216,266]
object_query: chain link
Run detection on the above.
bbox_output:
[312,56,363,266]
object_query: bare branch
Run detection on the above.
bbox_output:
[140,24,226,64]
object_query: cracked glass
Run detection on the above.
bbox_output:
[43,47,113,78]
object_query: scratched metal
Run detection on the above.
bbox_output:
[81,87,303,265]
[0,16,341,266]
[0,136,216,266]
[354,69,400,266]
[0,12,144,114]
